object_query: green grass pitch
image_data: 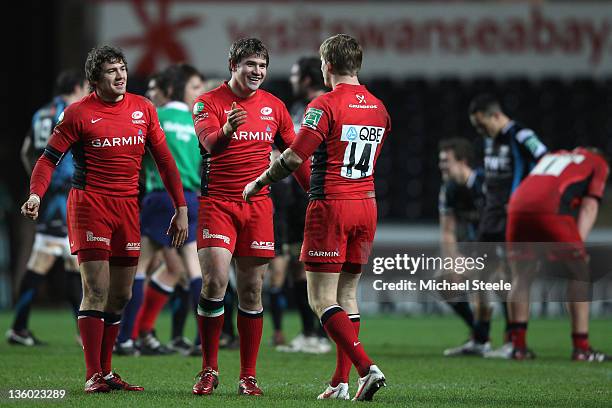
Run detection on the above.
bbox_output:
[0,310,610,407]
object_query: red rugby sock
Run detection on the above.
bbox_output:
[331,314,360,386]
[237,308,263,378]
[78,312,105,380]
[322,307,372,378]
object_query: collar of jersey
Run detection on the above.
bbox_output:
[335,83,366,91]
[501,120,515,135]
[466,170,477,188]
[93,91,126,107]
[222,81,261,101]
[163,101,189,111]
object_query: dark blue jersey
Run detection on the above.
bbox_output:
[439,168,485,242]
[479,121,547,239]
[30,96,73,236]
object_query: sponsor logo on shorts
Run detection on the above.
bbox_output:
[308,250,340,257]
[86,231,110,245]
[202,229,230,244]
[125,242,141,251]
[250,241,275,251]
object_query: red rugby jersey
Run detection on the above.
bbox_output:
[291,83,391,200]
[508,148,609,216]
[30,92,185,206]
[192,82,309,201]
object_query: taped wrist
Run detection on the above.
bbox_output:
[266,156,294,183]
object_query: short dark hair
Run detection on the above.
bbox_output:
[163,63,204,102]
[147,71,169,96]
[296,56,325,91]
[319,34,362,76]
[85,45,127,90]
[54,68,85,96]
[228,38,269,72]
[468,93,502,116]
[438,138,475,167]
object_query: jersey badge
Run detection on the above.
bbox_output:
[302,108,323,130]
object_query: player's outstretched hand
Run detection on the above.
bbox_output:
[243,180,263,203]
[21,194,40,220]
[223,102,247,134]
[167,206,188,248]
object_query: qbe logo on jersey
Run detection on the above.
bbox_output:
[340,125,385,179]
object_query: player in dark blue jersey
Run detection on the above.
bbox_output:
[7,69,88,346]
[437,138,491,356]
[438,139,484,243]
[467,94,547,358]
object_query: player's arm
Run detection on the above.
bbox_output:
[21,130,34,174]
[23,109,78,220]
[578,158,609,241]
[440,214,460,258]
[148,104,188,247]
[243,104,326,202]
[577,197,599,241]
[243,125,323,203]
[243,147,304,203]
[194,100,246,155]
[515,128,547,160]
[439,184,460,258]
[273,105,311,191]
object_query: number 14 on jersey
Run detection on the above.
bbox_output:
[341,124,384,179]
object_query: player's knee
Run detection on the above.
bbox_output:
[203,276,228,298]
[269,276,284,290]
[238,285,262,309]
[308,300,327,318]
[337,291,357,308]
[109,290,132,311]
[83,284,107,306]
[308,295,335,318]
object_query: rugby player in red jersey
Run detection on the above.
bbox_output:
[21,45,188,393]
[191,38,310,396]
[506,147,610,361]
[244,34,391,401]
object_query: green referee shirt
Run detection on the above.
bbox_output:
[143,101,201,193]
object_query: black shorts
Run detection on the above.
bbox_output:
[271,178,307,255]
